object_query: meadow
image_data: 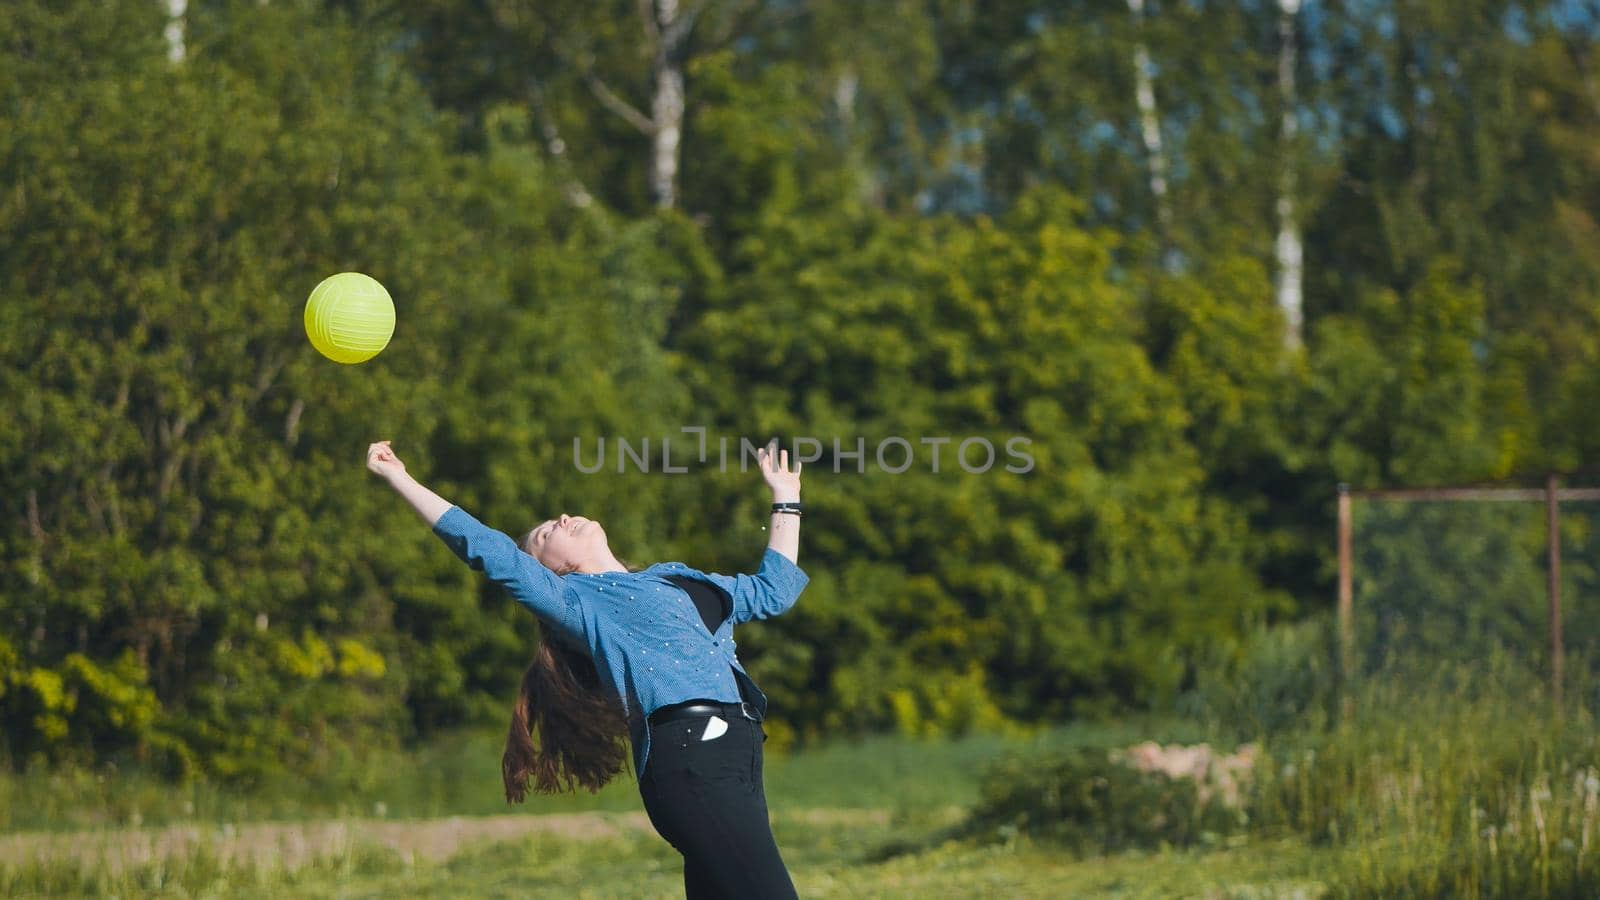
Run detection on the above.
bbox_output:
[5,646,1598,900]
[0,719,1326,899]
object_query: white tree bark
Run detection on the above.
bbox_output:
[650,0,687,210]
[834,68,859,131]
[1275,0,1304,350]
[1127,0,1173,254]
[575,0,699,209]
[163,0,187,64]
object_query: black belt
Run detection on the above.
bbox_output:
[648,699,761,727]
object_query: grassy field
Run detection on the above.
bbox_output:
[0,718,1345,899]
[0,717,1201,831]
[3,690,1596,899]
[0,795,1340,899]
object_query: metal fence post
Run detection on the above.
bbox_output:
[1547,473,1563,711]
[1338,483,1353,705]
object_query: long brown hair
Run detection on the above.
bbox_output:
[501,540,638,802]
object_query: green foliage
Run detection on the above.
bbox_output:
[1176,606,1600,897]
[1247,662,1600,898]
[965,746,1247,854]
[0,0,689,777]
[1354,502,1549,671]
[674,187,1283,735]
[1183,614,1342,741]
[3,0,1599,785]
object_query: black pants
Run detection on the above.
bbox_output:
[638,713,799,899]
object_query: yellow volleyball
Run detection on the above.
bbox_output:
[304,272,396,364]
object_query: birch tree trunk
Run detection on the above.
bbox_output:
[834,68,859,133]
[650,0,688,210]
[1275,0,1305,350]
[577,0,700,209]
[164,0,187,64]
[1127,0,1174,263]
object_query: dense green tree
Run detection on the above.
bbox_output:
[3,0,1598,778]
[669,186,1285,731]
[0,0,691,776]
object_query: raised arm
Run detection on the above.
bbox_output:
[724,444,809,623]
[368,441,451,526]
[759,444,801,565]
[366,442,582,636]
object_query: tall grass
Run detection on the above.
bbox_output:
[1249,655,1600,896]
[1208,617,1600,897]
[967,616,1600,897]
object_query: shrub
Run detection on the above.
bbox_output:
[1181,614,1342,741]
[962,744,1251,853]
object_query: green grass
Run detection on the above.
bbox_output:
[0,716,1195,831]
[5,675,1598,898]
[0,716,1306,899]
[224,828,1340,899]
[0,809,1342,899]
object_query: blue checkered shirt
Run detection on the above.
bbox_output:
[431,506,810,781]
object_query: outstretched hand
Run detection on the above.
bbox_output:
[758,444,801,502]
[367,440,406,480]
[367,441,451,525]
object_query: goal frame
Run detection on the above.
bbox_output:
[1337,475,1600,708]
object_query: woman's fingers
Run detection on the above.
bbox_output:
[757,445,801,476]
[764,447,798,473]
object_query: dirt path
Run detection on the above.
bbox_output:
[0,808,894,874]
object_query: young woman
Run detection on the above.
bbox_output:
[366,439,806,899]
